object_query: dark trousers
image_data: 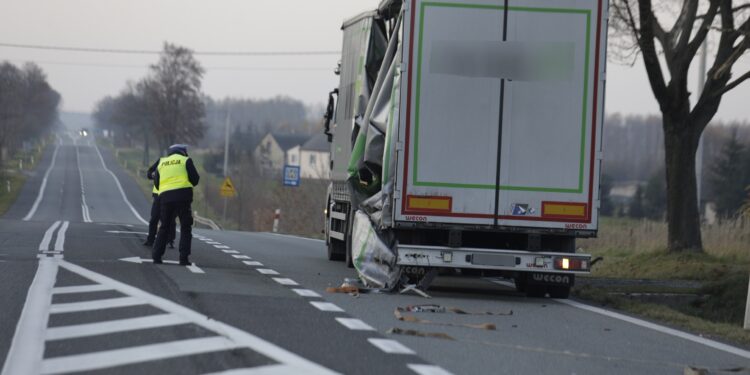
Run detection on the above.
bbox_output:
[153,200,193,260]
[147,194,176,244]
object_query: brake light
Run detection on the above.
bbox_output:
[554,257,588,271]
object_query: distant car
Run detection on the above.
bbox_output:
[79,128,89,137]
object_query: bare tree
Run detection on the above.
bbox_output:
[147,43,206,150]
[611,0,750,252]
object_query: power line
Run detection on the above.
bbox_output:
[4,59,332,71]
[0,42,340,56]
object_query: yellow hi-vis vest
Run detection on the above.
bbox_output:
[157,154,192,193]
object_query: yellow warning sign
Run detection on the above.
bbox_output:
[220,177,236,197]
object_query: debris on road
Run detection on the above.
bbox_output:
[394,309,497,331]
[397,304,513,316]
[387,327,454,340]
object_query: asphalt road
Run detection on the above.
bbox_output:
[1,133,748,375]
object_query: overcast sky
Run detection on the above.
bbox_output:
[0,0,748,123]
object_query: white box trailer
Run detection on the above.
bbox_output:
[323,0,607,298]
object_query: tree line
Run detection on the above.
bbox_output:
[0,62,60,163]
[93,43,206,164]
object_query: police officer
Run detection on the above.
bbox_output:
[143,156,175,248]
[152,144,200,265]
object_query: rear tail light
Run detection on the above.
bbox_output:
[554,257,589,271]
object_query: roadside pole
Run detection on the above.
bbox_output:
[272,209,281,233]
[744,275,750,330]
[222,112,231,222]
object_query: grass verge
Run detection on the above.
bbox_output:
[576,217,750,347]
[0,143,46,215]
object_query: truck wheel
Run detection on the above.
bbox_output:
[345,233,354,268]
[514,276,527,293]
[327,239,345,261]
[525,285,546,298]
[548,285,571,299]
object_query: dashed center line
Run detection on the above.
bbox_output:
[368,339,416,355]
[335,318,375,331]
[309,302,344,313]
[407,364,454,375]
[213,245,230,249]
[256,269,280,275]
[232,255,252,259]
[243,261,263,266]
[222,250,240,254]
[272,278,299,286]
[292,289,321,298]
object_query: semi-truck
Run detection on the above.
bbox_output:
[323,0,607,298]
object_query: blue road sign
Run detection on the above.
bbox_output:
[283,165,300,187]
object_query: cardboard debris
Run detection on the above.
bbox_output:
[387,327,454,340]
[394,309,497,331]
[325,285,360,295]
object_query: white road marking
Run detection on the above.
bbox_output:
[243,261,264,266]
[309,302,344,312]
[232,255,252,259]
[46,313,189,341]
[262,233,325,244]
[206,241,221,244]
[38,221,61,251]
[368,338,416,355]
[40,336,242,374]
[52,284,112,294]
[93,144,149,225]
[335,318,375,331]
[214,245,230,249]
[118,257,205,274]
[556,298,750,360]
[23,144,60,221]
[57,260,337,374]
[204,364,304,375]
[76,146,92,223]
[272,278,299,286]
[50,296,144,314]
[53,221,70,251]
[1,258,58,375]
[222,250,240,254]
[292,289,321,298]
[407,364,454,375]
[257,269,280,275]
[106,230,149,235]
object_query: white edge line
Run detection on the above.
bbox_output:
[1,258,59,375]
[38,221,62,251]
[556,298,750,360]
[57,260,338,374]
[23,144,60,221]
[262,232,325,244]
[53,221,70,251]
[93,144,148,225]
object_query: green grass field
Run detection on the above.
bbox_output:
[0,143,46,216]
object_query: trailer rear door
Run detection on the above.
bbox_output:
[395,0,606,231]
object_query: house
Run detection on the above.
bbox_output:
[299,134,330,179]
[253,132,331,180]
[253,133,308,174]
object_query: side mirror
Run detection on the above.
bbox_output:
[323,89,338,142]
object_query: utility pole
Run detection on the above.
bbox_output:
[222,111,231,222]
[696,38,708,216]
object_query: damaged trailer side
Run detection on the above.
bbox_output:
[325,0,606,297]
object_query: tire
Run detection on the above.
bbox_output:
[327,238,345,261]
[548,285,571,299]
[514,276,527,293]
[525,284,547,298]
